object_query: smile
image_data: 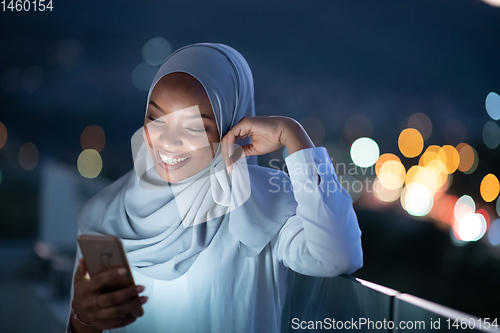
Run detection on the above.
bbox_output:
[156,150,190,171]
[159,152,188,165]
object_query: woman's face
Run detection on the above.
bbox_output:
[143,72,220,183]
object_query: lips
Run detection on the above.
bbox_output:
[155,150,190,171]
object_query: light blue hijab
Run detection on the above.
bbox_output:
[78,43,298,281]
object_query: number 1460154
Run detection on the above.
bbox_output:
[2,0,53,11]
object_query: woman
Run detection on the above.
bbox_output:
[67,42,363,333]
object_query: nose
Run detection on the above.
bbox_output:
[158,126,183,150]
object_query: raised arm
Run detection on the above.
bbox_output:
[221,116,363,276]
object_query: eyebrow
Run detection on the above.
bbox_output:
[149,100,215,121]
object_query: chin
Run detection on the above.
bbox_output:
[155,166,184,183]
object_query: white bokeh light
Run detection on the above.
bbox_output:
[350,137,380,168]
[454,195,476,222]
[457,213,487,242]
[401,183,433,217]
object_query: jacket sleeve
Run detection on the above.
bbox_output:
[275,147,363,277]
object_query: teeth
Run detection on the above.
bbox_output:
[159,152,188,165]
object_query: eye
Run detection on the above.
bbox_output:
[147,114,165,125]
[186,128,206,133]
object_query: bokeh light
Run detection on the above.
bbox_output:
[344,115,373,142]
[378,160,406,190]
[454,195,475,222]
[81,125,106,152]
[132,62,159,91]
[485,92,500,120]
[456,213,487,242]
[407,113,432,140]
[482,121,500,149]
[350,137,380,168]
[439,145,460,174]
[401,183,434,216]
[0,122,7,149]
[142,37,172,66]
[487,219,500,246]
[415,166,445,194]
[497,196,500,218]
[456,143,478,174]
[480,173,499,203]
[476,208,490,225]
[398,128,424,158]
[77,149,103,179]
[373,178,402,202]
[375,153,401,176]
[405,165,423,186]
[18,142,39,171]
[419,145,447,174]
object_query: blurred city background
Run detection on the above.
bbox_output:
[1,0,500,331]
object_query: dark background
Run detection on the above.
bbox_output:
[1,0,499,323]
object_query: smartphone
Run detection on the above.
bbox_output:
[77,234,144,317]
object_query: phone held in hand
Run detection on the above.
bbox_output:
[77,234,144,317]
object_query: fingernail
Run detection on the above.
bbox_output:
[136,285,145,293]
[118,268,127,275]
[140,296,148,304]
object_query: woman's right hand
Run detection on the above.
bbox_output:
[72,258,148,331]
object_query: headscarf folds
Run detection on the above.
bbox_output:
[78,43,298,281]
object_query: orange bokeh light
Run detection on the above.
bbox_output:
[480,173,500,203]
[456,143,475,173]
[398,128,424,158]
[439,145,460,174]
[375,153,401,176]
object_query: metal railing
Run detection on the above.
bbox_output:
[280,271,499,332]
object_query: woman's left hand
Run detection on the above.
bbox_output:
[221,116,315,172]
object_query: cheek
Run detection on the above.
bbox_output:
[144,125,163,141]
[190,145,214,161]
[184,133,212,149]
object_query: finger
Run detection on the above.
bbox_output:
[239,144,259,159]
[97,284,145,308]
[88,267,129,294]
[227,119,253,158]
[97,296,147,320]
[74,258,87,282]
[222,122,252,173]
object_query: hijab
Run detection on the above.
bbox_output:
[78,43,298,281]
